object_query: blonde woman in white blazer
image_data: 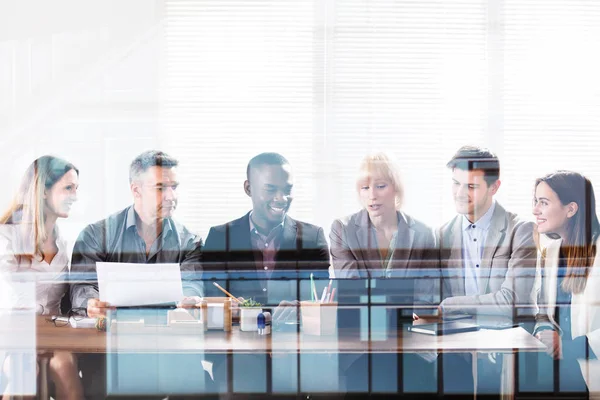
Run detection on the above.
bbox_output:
[533,171,600,394]
[0,156,83,400]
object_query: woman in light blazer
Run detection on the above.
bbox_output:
[533,170,600,393]
[330,153,437,280]
[0,156,83,400]
[330,153,438,393]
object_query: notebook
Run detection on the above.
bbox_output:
[407,321,480,335]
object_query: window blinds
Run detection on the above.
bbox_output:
[163,0,600,234]
[327,0,488,227]
[163,0,320,237]
[501,0,600,219]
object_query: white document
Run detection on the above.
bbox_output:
[97,262,183,307]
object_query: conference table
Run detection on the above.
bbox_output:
[34,315,545,399]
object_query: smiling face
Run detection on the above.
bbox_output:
[533,181,577,237]
[358,174,397,220]
[244,163,293,231]
[44,168,79,219]
[451,168,499,222]
[131,166,179,222]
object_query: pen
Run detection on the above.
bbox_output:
[212,282,243,304]
[320,286,328,303]
[329,288,336,303]
[310,273,318,302]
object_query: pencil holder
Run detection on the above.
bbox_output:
[300,301,338,336]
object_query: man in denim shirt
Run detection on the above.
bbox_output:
[70,150,203,398]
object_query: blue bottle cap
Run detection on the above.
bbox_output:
[257,312,265,329]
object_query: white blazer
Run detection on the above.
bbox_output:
[0,224,69,315]
[535,236,600,356]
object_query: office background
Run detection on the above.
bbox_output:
[1,0,599,248]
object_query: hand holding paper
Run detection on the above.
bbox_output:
[87,298,114,318]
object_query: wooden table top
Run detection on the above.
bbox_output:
[35,316,545,354]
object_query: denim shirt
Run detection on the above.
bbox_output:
[70,205,202,310]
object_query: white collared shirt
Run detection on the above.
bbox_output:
[462,201,496,296]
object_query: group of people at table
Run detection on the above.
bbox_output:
[1,145,599,398]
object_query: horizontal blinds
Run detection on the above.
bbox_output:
[162,0,600,234]
[163,0,320,237]
[501,0,600,220]
[327,0,489,228]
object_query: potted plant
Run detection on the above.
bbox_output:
[239,298,263,332]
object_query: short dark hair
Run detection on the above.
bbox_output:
[129,150,178,183]
[446,145,500,186]
[246,152,290,180]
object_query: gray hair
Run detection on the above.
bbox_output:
[129,150,178,183]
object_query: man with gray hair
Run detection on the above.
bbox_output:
[70,150,203,398]
[71,150,202,313]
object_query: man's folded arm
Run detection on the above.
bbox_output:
[181,235,204,297]
[70,225,104,312]
[440,222,537,316]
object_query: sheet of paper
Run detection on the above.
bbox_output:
[97,262,183,307]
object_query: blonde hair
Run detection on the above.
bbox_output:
[356,153,404,210]
[0,156,78,260]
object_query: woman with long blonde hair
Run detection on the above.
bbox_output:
[1,155,83,399]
